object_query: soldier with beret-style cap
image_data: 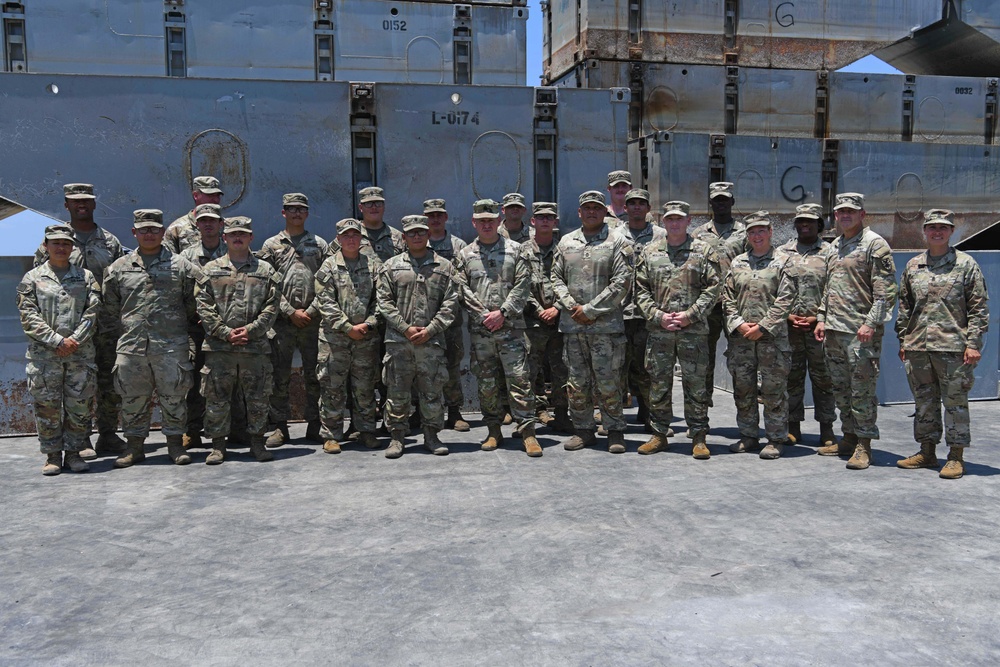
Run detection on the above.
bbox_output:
[258,192,329,447]
[499,192,531,243]
[32,182,128,459]
[102,208,200,468]
[18,223,103,474]
[777,202,837,449]
[165,176,224,254]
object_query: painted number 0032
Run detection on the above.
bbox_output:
[955,87,974,95]
[383,20,406,31]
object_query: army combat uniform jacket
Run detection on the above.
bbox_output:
[454,238,531,333]
[195,254,281,355]
[634,236,721,335]
[377,250,459,345]
[550,224,633,334]
[818,227,897,334]
[17,263,101,361]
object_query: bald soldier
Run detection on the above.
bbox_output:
[164,176,224,254]
[33,183,128,458]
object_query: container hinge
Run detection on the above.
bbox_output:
[724,0,738,50]
[315,1,334,81]
[2,2,27,73]
[627,63,643,139]
[350,83,377,196]
[821,139,840,217]
[724,66,739,135]
[164,8,187,78]
[454,5,473,84]
[709,134,727,185]
[814,70,829,139]
[902,74,915,142]
[534,88,558,202]
[985,78,997,145]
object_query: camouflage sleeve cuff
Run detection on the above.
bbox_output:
[967,339,982,351]
[425,321,442,338]
[306,305,320,319]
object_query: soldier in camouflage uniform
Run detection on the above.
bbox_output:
[454,199,542,457]
[524,202,571,432]
[606,171,632,222]
[195,216,280,464]
[34,183,128,458]
[620,188,667,431]
[499,192,532,243]
[164,176,223,254]
[691,182,747,411]
[18,224,102,475]
[722,212,796,459]
[425,198,471,432]
[259,193,328,447]
[634,202,721,459]
[551,190,633,453]
[896,209,989,480]
[814,192,897,470]
[776,203,837,448]
[376,215,459,458]
[313,218,383,454]
[102,209,199,468]
[178,203,227,448]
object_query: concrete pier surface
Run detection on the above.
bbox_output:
[3,385,999,666]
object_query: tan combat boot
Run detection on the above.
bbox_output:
[385,430,406,459]
[535,407,553,425]
[323,439,342,454]
[181,432,202,449]
[166,434,191,465]
[691,432,711,459]
[637,432,669,455]
[819,422,837,448]
[846,437,872,470]
[265,422,289,448]
[42,451,63,476]
[897,442,938,469]
[563,429,596,451]
[424,427,448,455]
[939,447,965,479]
[729,437,760,453]
[521,425,543,457]
[64,450,90,473]
[481,424,504,451]
[759,441,784,460]
[206,437,227,465]
[608,430,626,454]
[250,435,275,462]
[446,406,471,432]
[818,431,854,457]
[114,437,146,468]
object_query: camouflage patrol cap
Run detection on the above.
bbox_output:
[63,183,96,200]
[423,199,447,214]
[336,218,364,234]
[401,215,429,232]
[709,182,734,199]
[833,192,865,211]
[44,224,75,241]
[532,202,558,216]
[924,208,956,227]
[472,199,501,219]
[132,209,164,229]
[607,170,632,187]
[502,193,526,207]
[282,192,309,208]
[744,210,771,229]
[192,176,223,195]
[359,186,385,203]
[579,190,606,206]
[662,201,690,218]
[794,203,823,221]
[625,188,650,203]
[194,203,222,220]
[224,216,253,234]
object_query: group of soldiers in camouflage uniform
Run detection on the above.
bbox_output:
[17,172,989,480]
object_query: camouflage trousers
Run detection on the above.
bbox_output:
[623,319,651,409]
[93,331,121,435]
[189,331,247,436]
[269,318,320,423]
[645,331,710,437]
[726,335,791,443]
[26,356,96,453]
[564,332,627,432]
[114,350,193,438]
[823,329,882,439]
[705,303,726,405]
[443,323,466,408]
[382,339,447,431]
[317,333,380,439]
[470,328,536,428]
[526,325,568,412]
[202,352,272,439]
[904,351,975,447]
[787,325,837,424]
